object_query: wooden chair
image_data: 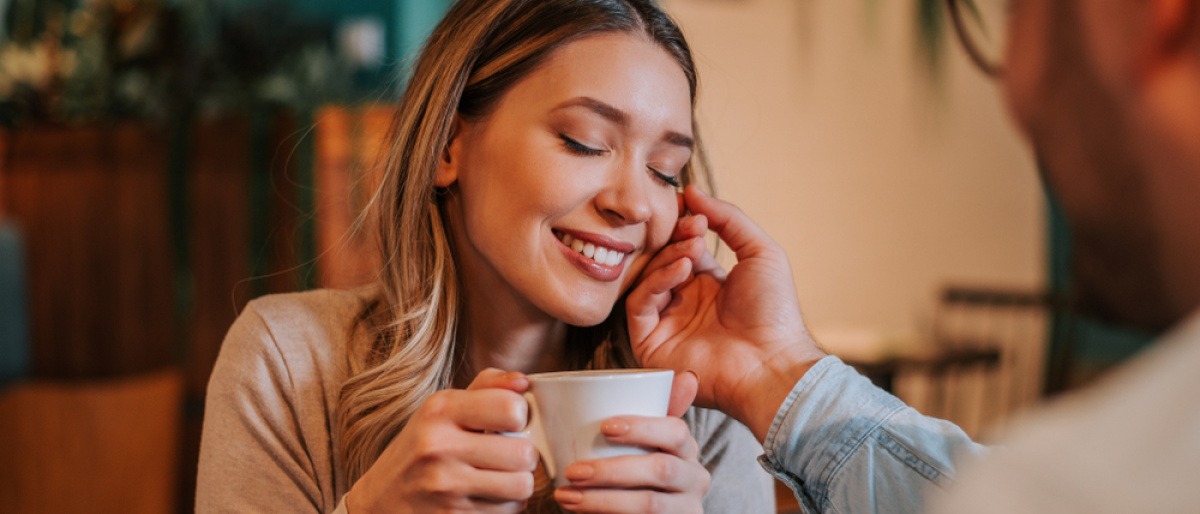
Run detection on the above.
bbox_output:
[894,285,1050,437]
[0,370,183,513]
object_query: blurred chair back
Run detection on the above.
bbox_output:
[0,370,183,513]
[0,219,29,384]
[1,131,29,384]
[896,285,1049,437]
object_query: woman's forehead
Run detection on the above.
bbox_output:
[497,32,694,131]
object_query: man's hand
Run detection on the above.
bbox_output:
[626,185,827,440]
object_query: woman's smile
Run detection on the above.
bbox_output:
[552,228,635,282]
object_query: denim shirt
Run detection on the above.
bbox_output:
[758,356,986,513]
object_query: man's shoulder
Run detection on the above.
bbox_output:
[931,314,1200,513]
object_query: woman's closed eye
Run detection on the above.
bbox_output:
[560,133,681,188]
[559,134,606,157]
[648,166,680,187]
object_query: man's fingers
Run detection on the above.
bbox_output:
[674,214,725,278]
[667,372,698,418]
[625,258,692,345]
[671,213,708,242]
[692,247,726,280]
[682,185,778,262]
[640,237,706,280]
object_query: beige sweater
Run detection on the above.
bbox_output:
[196,287,774,513]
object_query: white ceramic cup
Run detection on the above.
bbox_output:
[505,369,673,487]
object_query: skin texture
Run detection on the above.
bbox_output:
[1003,0,1200,333]
[348,33,710,514]
[626,0,1200,443]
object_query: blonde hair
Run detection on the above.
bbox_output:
[338,0,712,484]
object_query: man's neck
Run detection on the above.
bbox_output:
[1135,61,1200,329]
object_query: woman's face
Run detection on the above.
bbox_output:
[438,32,693,326]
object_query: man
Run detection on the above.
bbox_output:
[625,1,1200,512]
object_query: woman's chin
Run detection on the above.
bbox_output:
[549,302,615,328]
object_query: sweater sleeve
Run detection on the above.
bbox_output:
[687,407,776,513]
[196,302,329,513]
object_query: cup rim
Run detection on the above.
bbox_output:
[526,368,673,381]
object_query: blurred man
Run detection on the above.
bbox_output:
[626,1,1200,512]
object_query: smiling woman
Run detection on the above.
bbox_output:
[438,33,692,328]
[195,1,773,513]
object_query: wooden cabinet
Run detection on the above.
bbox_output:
[0,107,397,510]
[3,123,175,378]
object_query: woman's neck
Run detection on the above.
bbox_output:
[453,292,568,388]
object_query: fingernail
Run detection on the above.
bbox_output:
[564,463,593,481]
[601,419,630,436]
[555,487,583,504]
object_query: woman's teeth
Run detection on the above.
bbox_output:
[558,233,626,266]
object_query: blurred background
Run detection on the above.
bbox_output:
[0,0,1155,512]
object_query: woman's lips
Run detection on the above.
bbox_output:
[553,229,632,282]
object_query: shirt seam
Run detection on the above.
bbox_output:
[765,356,838,457]
[248,304,324,503]
[874,426,949,487]
[815,401,908,509]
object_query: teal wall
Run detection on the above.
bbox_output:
[396,0,455,61]
[1045,181,1153,391]
[290,0,452,65]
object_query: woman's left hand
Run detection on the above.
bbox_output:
[553,415,710,513]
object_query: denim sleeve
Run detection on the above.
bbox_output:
[758,356,987,514]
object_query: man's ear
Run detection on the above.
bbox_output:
[435,116,468,188]
[1148,0,1197,59]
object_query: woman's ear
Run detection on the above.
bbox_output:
[435,116,468,188]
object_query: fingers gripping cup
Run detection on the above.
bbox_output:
[505,369,673,487]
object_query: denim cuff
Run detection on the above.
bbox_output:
[758,355,907,506]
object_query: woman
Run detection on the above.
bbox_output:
[196,0,774,512]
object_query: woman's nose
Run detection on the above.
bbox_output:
[594,160,653,225]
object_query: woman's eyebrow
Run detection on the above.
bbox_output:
[555,96,628,124]
[553,96,694,150]
[664,132,694,151]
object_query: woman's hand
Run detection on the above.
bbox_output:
[346,369,537,514]
[553,415,711,513]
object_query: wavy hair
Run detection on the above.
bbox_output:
[338,0,711,486]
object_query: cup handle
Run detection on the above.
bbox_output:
[501,392,556,479]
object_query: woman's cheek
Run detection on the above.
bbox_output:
[649,201,679,249]
[618,250,652,289]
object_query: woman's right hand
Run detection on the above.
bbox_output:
[346,369,538,513]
